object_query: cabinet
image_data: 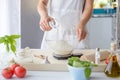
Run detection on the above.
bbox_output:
[87,17,113,49]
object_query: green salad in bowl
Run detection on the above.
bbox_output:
[67,57,97,80]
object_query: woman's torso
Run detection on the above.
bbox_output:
[48,0,85,28]
[50,0,84,11]
[41,0,88,50]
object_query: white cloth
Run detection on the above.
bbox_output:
[41,0,89,50]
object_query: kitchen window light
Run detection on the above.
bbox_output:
[0,0,21,49]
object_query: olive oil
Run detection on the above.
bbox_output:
[104,42,120,78]
[104,55,120,78]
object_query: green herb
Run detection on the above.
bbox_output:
[84,67,92,78]
[68,57,97,79]
[73,61,84,67]
[68,57,80,66]
[0,34,21,55]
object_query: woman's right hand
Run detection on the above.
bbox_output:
[40,16,54,31]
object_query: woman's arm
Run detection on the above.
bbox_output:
[37,0,53,31]
[79,0,94,26]
[37,0,48,18]
[77,0,94,41]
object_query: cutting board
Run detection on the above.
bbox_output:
[47,49,110,64]
[13,49,120,72]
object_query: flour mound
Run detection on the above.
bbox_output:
[47,40,73,55]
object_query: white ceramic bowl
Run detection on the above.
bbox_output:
[67,64,92,80]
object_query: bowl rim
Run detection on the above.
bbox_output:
[67,64,92,70]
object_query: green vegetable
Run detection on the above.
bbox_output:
[68,57,80,66]
[73,61,84,67]
[0,34,21,55]
[84,67,92,78]
[68,57,97,79]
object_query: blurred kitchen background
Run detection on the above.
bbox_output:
[0,0,119,49]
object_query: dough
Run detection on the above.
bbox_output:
[47,40,73,55]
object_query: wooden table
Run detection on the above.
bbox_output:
[0,49,120,80]
[14,49,116,72]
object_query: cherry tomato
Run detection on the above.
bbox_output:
[10,63,20,72]
[2,67,14,79]
[14,66,26,78]
[105,58,109,64]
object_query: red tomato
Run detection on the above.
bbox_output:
[105,58,109,64]
[2,67,14,79]
[14,66,26,78]
[10,63,20,72]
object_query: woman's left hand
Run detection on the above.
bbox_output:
[77,24,87,41]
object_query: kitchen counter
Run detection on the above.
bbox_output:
[7,49,111,72]
[0,49,120,80]
[0,70,119,80]
[0,49,117,71]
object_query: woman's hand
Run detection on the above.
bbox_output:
[77,24,87,41]
[40,16,54,31]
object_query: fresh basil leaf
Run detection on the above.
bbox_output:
[11,34,21,39]
[0,34,20,55]
[0,37,5,44]
[68,57,80,66]
[84,67,92,78]
[6,43,10,52]
[9,38,16,46]
[10,44,16,55]
[73,61,84,67]
[3,40,10,52]
[83,61,91,67]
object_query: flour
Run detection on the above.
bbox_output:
[47,40,73,55]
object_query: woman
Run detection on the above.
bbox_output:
[37,0,94,49]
